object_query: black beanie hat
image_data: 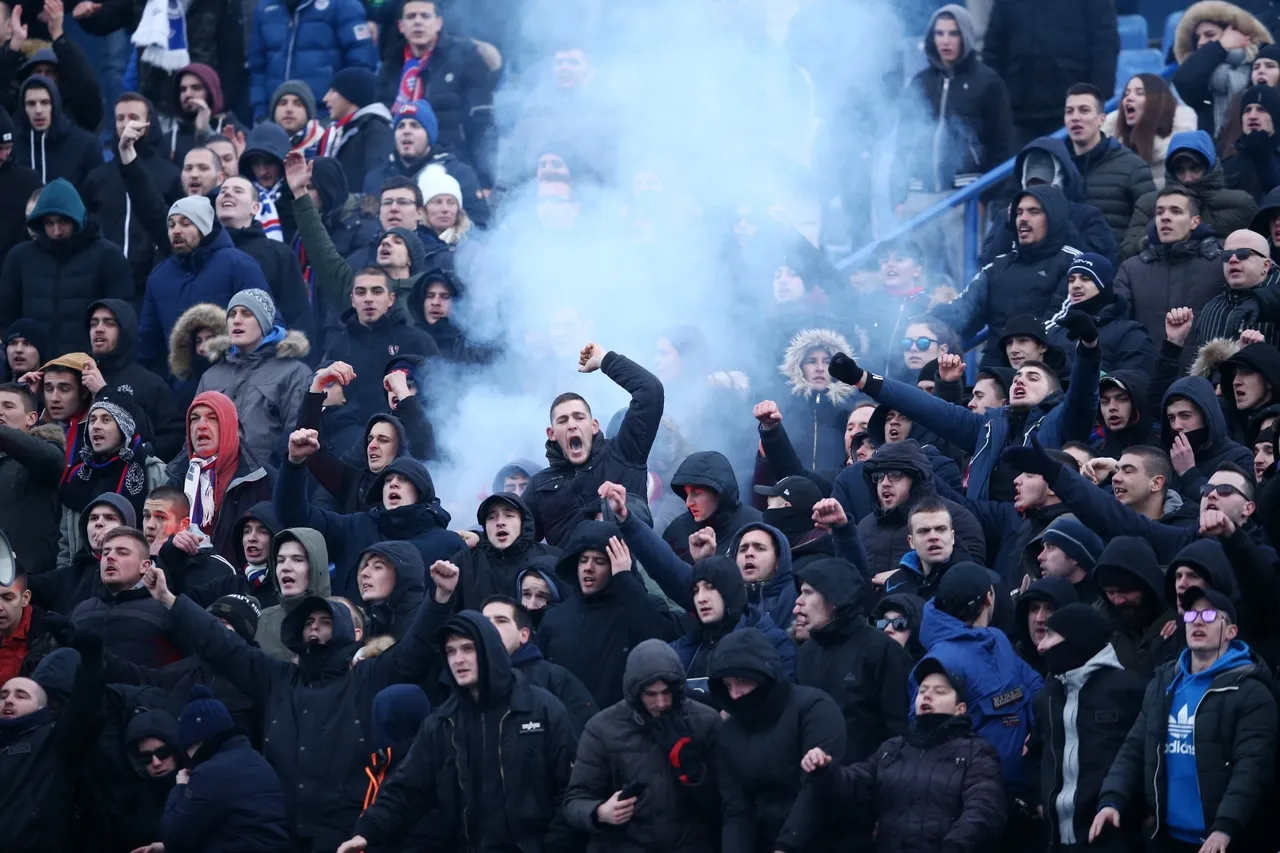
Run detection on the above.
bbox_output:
[0,105,15,143]
[329,67,378,109]
[1046,603,1113,658]
[1241,84,1280,122]
[1258,43,1280,66]
[207,594,261,643]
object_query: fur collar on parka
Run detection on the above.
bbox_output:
[779,327,857,406]
[1175,1,1273,64]
[168,303,229,380]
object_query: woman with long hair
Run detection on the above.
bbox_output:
[1104,74,1198,188]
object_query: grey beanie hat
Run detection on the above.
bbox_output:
[168,196,215,236]
[270,80,317,122]
[227,288,277,336]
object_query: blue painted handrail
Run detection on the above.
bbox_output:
[837,62,1179,289]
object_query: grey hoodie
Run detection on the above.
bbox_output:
[256,527,331,660]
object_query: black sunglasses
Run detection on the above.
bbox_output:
[138,745,174,762]
[1225,247,1268,262]
[875,617,909,632]
[902,337,939,351]
[1199,483,1247,499]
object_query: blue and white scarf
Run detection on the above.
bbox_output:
[256,180,284,242]
[134,0,190,72]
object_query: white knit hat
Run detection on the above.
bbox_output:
[417,165,463,206]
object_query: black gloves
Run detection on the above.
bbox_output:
[1235,130,1279,159]
[1057,311,1098,346]
[1000,435,1063,486]
[828,352,863,386]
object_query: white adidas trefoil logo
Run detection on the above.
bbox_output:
[1166,705,1195,755]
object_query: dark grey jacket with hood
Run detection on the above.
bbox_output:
[563,640,722,853]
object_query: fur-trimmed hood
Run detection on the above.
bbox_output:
[30,422,67,450]
[1175,1,1273,64]
[203,329,311,363]
[168,303,229,380]
[779,327,857,405]
[1190,336,1240,379]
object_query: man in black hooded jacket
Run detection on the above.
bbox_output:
[355,540,427,643]
[1093,371,1157,459]
[793,557,913,763]
[85,299,183,459]
[1219,342,1280,444]
[527,343,665,549]
[143,562,452,853]
[449,492,560,611]
[342,611,577,853]
[931,185,1082,345]
[80,93,183,289]
[536,520,683,708]
[12,75,102,185]
[1013,576,1077,676]
[661,450,761,561]
[1094,536,1178,676]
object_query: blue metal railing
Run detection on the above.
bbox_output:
[837,63,1179,293]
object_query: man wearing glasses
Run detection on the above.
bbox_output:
[1176,230,1280,369]
[1092,586,1277,853]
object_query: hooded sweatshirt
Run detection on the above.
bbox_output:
[357,540,426,641]
[726,522,797,630]
[13,75,103,186]
[661,450,763,561]
[1218,342,1280,442]
[1094,370,1157,457]
[231,501,283,588]
[1160,376,1258,496]
[454,492,560,611]
[1165,640,1257,842]
[255,527,331,660]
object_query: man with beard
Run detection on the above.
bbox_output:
[277,429,463,601]
[362,99,487,225]
[1030,604,1147,853]
[0,180,134,356]
[80,93,183,288]
[141,554,451,853]
[527,341,664,549]
[57,394,167,565]
[660,450,761,561]
[84,300,184,459]
[828,329,1100,501]
[270,81,323,156]
[159,64,244,164]
[138,198,269,367]
[1092,536,1173,675]
[563,640,720,850]
[446,492,559,611]
[535,519,683,707]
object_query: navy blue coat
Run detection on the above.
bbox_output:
[273,455,465,601]
[160,732,291,852]
[247,0,378,121]
[138,225,270,366]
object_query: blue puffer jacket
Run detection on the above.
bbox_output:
[914,600,1044,794]
[248,0,378,121]
[138,225,270,366]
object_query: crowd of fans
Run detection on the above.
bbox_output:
[1,0,1280,852]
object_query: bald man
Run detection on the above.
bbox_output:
[1179,229,1280,360]
[0,676,48,719]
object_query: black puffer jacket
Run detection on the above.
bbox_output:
[1098,645,1278,850]
[536,521,684,708]
[527,351,664,549]
[1045,291,1154,374]
[168,593,445,853]
[320,305,439,422]
[1126,130,1258,259]
[785,714,1007,853]
[1113,221,1226,346]
[712,629,848,853]
[69,586,181,669]
[856,441,987,576]
[982,0,1118,127]
[661,450,762,561]
[563,640,721,852]
[932,185,1078,342]
[359,540,426,642]
[0,179,135,356]
[1031,643,1146,851]
[1072,138,1158,242]
[453,492,560,611]
[794,558,914,763]
[354,612,578,852]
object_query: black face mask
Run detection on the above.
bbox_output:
[911,712,955,737]
[1040,641,1095,675]
[763,506,813,539]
